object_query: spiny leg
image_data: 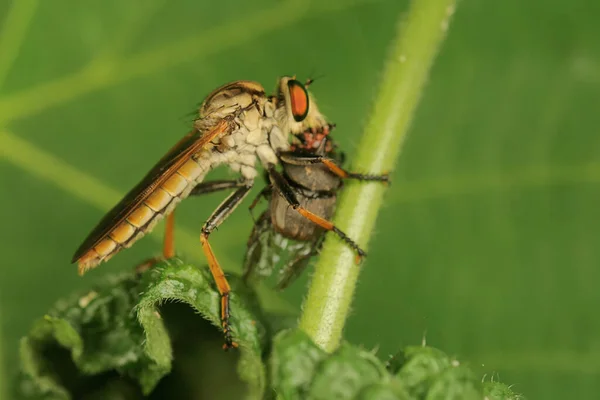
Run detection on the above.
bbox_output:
[199,182,253,349]
[267,165,365,262]
[278,152,390,183]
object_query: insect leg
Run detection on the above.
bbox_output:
[248,186,272,222]
[133,211,176,274]
[189,179,248,196]
[266,165,366,261]
[200,182,253,349]
[163,211,176,258]
[278,152,390,183]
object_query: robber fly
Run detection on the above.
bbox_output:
[71,76,328,348]
[240,122,389,289]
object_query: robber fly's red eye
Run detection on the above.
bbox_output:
[287,79,309,122]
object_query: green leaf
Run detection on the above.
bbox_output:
[392,346,485,400]
[18,258,268,399]
[270,329,328,399]
[355,383,411,400]
[270,330,524,400]
[18,271,158,399]
[306,343,390,399]
[483,381,527,400]
[394,346,453,398]
[425,364,480,400]
[135,258,267,399]
[271,329,410,400]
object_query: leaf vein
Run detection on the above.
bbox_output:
[0,0,38,90]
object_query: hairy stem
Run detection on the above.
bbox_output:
[0,311,5,400]
[298,0,458,352]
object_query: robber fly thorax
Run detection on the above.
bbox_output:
[72,76,325,348]
[243,122,389,289]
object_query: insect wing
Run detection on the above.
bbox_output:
[243,208,318,289]
[243,210,279,280]
[72,119,232,264]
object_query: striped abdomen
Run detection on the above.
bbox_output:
[77,155,211,274]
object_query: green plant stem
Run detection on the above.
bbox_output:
[0,310,5,400]
[298,0,458,352]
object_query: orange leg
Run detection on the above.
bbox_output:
[200,233,237,349]
[295,206,364,264]
[278,152,389,184]
[320,159,390,184]
[321,158,350,178]
[163,211,175,259]
[133,211,176,275]
[199,182,253,349]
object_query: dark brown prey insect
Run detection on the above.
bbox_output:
[238,123,389,289]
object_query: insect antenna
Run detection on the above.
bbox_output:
[305,68,327,87]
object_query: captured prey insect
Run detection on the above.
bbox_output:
[240,122,389,289]
[71,76,328,348]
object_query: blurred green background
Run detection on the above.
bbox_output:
[1,0,599,398]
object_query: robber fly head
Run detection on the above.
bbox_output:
[273,76,328,136]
